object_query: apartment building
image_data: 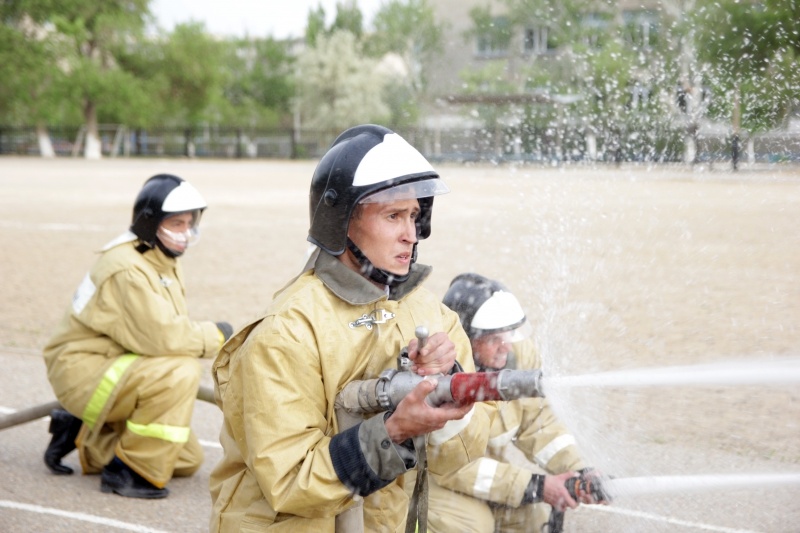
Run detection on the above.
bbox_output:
[426,0,665,98]
[416,0,674,159]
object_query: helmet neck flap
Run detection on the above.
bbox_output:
[346,238,418,288]
[155,237,182,258]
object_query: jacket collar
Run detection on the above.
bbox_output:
[315,249,431,305]
[140,241,177,272]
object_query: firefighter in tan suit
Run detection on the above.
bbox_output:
[209,125,494,532]
[421,273,605,533]
[43,174,233,499]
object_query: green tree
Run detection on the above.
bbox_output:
[219,36,295,128]
[43,0,154,158]
[305,3,326,46]
[694,0,800,134]
[157,22,226,125]
[115,21,232,132]
[305,1,363,45]
[4,1,233,157]
[331,0,363,38]
[365,0,444,126]
[295,30,389,132]
[0,1,80,155]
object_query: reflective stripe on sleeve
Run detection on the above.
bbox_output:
[82,354,139,430]
[534,434,577,468]
[428,406,474,446]
[473,457,500,499]
[126,420,191,443]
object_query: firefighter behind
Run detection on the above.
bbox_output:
[420,273,608,533]
[43,174,233,499]
[209,124,495,531]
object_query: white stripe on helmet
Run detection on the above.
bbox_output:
[352,133,435,186]
[471,291,525,331]
[162,181,207,213]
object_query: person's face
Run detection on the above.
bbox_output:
[345,198,420,281]
[471,331,515,370]
[157,212,196,254]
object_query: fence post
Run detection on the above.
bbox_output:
[184,128,194,158]
[135,128,143,155]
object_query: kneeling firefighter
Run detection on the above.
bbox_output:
[43,174,233,499]
[418,272,608,533]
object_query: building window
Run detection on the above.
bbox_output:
[623,10,659,49]
[475,16,511,58]
[523,26,551,55]
[581,11,612,49]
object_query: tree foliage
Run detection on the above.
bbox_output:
[218,37,294,127]
[331,0,363,38]
[0,0,156,156]
[3,0,797,160]
[365,0,444,126]
[157,22,226,125]
[366,0,442,90]
[0,3,76,125]
[305,1,363,46]
[305,4,327,47]
[48,1,152,134]
[694,0,800,132]
[295,30,389,132]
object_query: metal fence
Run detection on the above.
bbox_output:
[1,124,799,165]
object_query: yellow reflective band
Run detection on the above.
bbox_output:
[126,420,191,443]
[82,354,139,430]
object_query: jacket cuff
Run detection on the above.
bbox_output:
[202,321,221,358]
[521,475,546,505]
[330,415,415,497]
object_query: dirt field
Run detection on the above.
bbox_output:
[1,156,799,532]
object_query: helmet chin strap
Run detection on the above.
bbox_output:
[155,238,183,258]
[346,238,416,288]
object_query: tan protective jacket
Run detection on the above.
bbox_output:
[43,234,221,481]
[210,250,494,532]
[432,338,585,507]
[45,235,220,398]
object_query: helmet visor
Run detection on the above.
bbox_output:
[156,210,202,253]
[157,226,200,253]
[359,178,450,204]
[474,321,532,344]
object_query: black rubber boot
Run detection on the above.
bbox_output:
[101,457,169,499]
[44,408,82,475]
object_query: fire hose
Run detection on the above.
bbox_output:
[334,326,546,533]
[0,385,216,431]
[545,470,613,533]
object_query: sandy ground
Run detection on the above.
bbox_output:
[0,156,798,532]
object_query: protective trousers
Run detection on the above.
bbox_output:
[71,355,203,488]
[423,475,551,533]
